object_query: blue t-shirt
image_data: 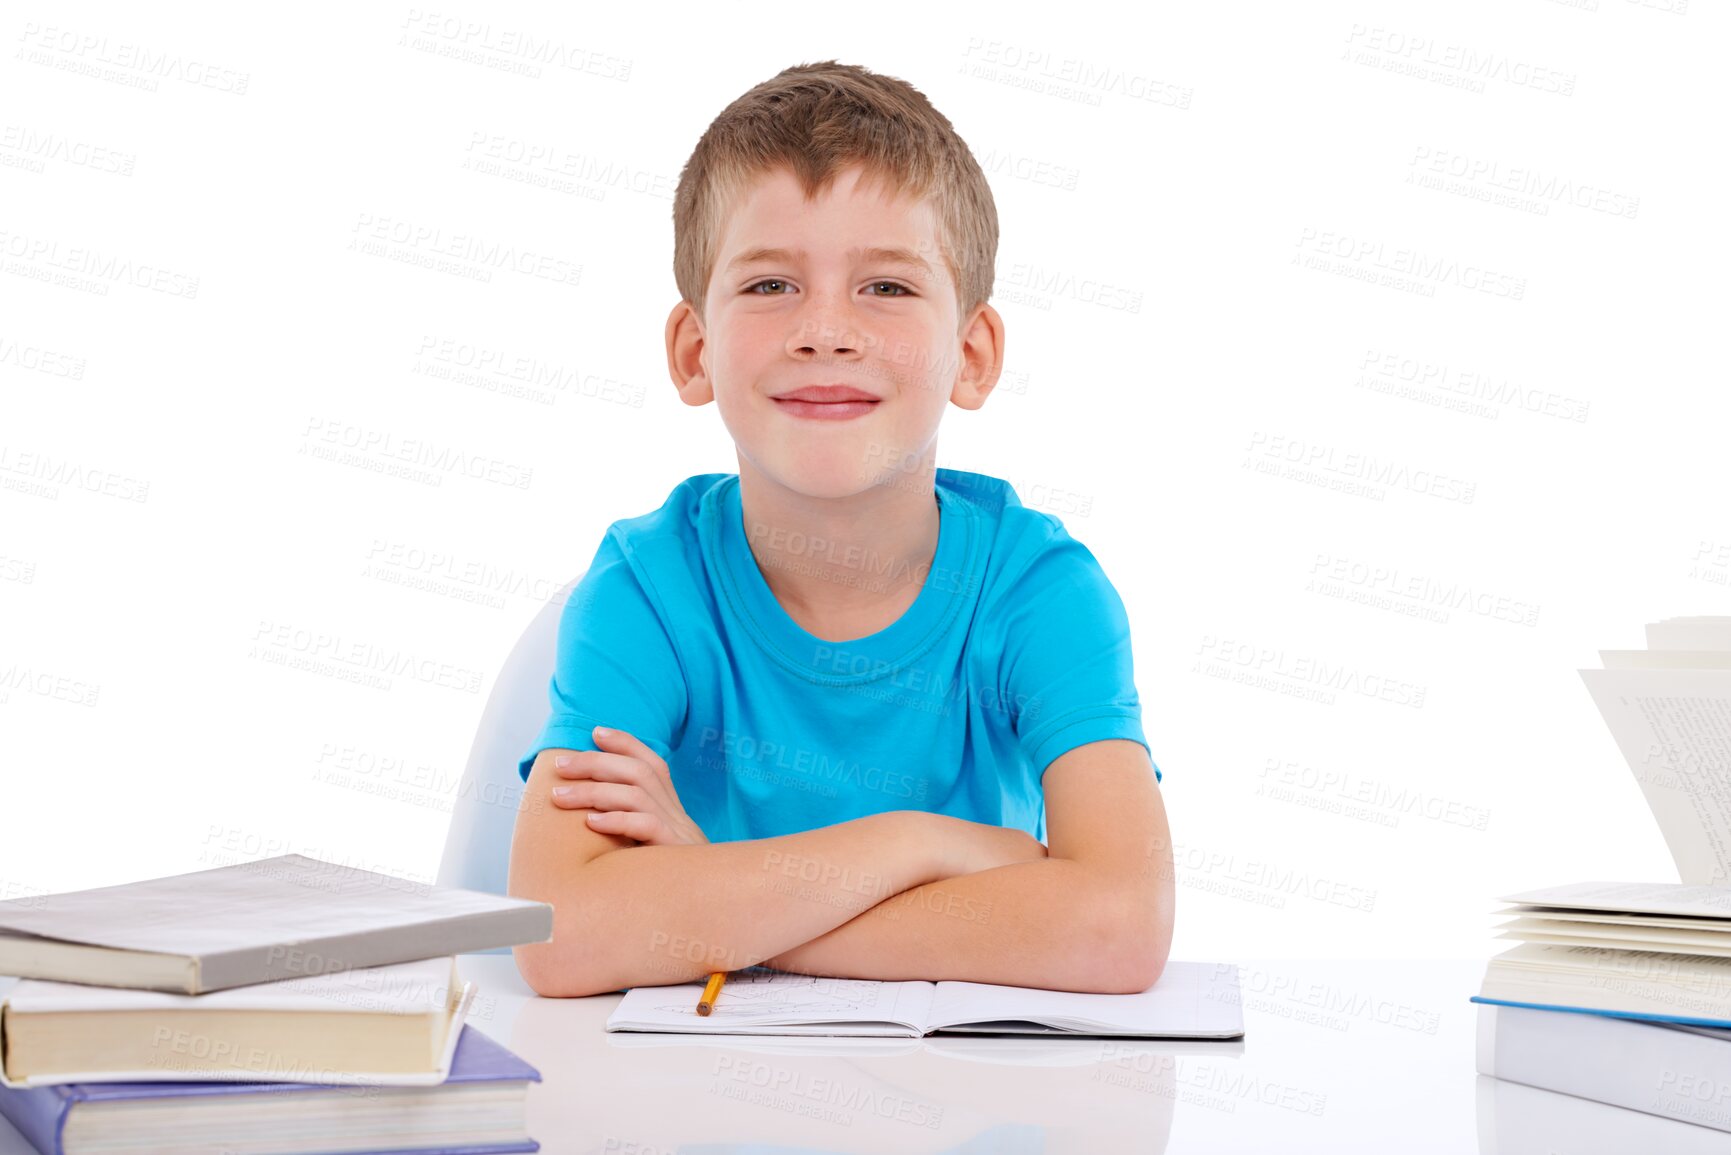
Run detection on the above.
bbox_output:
[517,469,1156,844]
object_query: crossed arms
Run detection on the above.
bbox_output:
[507,736,1173,998]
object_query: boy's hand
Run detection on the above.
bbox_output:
[548,727,709,847]
[937,816,1048,877]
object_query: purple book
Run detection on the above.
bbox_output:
[0,1024,540,1155]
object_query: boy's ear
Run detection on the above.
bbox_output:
[665,300,714,406]
[949,302,1006,412]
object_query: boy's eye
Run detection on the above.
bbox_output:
[742,280,913,296]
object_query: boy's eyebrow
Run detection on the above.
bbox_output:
[725,245,933,274]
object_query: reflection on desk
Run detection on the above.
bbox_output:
[4,957,1724,1153]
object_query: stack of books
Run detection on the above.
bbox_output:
[0,854,553,1154]
[1474,617,1731,1132]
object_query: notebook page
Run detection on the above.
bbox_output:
[605,968,935,1036]
[927,961,1244,1038]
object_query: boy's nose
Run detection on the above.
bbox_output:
[792,318,864,356]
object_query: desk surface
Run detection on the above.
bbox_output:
[3,957,1726,1153]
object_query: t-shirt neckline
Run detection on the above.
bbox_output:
[707,474,974,684]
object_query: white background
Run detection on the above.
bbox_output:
[2,0,1725,964]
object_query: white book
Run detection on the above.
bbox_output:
[1477,1001,1731,1135]
[605,961,1244,1039]
[0,957,474,1088]
[0,854,552,994]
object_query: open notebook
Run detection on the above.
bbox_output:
[605,961,1243,1039]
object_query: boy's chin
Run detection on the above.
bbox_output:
[754,462,904,502]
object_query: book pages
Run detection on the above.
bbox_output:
[2,956,457,1014]
[1578,669,1731,886]
[1498,881,1731,918]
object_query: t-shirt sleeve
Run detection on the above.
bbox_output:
[517,532,688,781]
[999,528,1159,784]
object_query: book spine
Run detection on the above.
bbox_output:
[0,1082,71,1155]
[197,906,553,992]
[1478,1003,1731,1133]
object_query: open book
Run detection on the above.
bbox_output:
[605,961,1243,1039]
[1468,620,1731,1050]
[1477,879,1731,1027]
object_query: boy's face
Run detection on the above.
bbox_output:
[669,163,999,501]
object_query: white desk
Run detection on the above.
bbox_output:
[5,957,1729,1153]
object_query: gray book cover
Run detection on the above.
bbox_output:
[0,854,552,994]
[1477,1002,1731,1135]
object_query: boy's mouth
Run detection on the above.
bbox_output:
[770,384,882,421]
[772,398,881,421]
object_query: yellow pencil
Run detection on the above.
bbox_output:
[697,970,728,1016]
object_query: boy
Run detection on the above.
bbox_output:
[508,60,1173,999]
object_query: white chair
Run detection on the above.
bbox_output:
[436,572,585,950]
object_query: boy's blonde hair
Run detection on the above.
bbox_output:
[673,60,998,331]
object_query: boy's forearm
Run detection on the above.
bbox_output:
[761,857,1155,995]
[526,810,946,997]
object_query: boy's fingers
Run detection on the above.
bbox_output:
[593,726,670,773]
[586,810,656,841]
[551,750,642,782]
[553,782,639,810]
